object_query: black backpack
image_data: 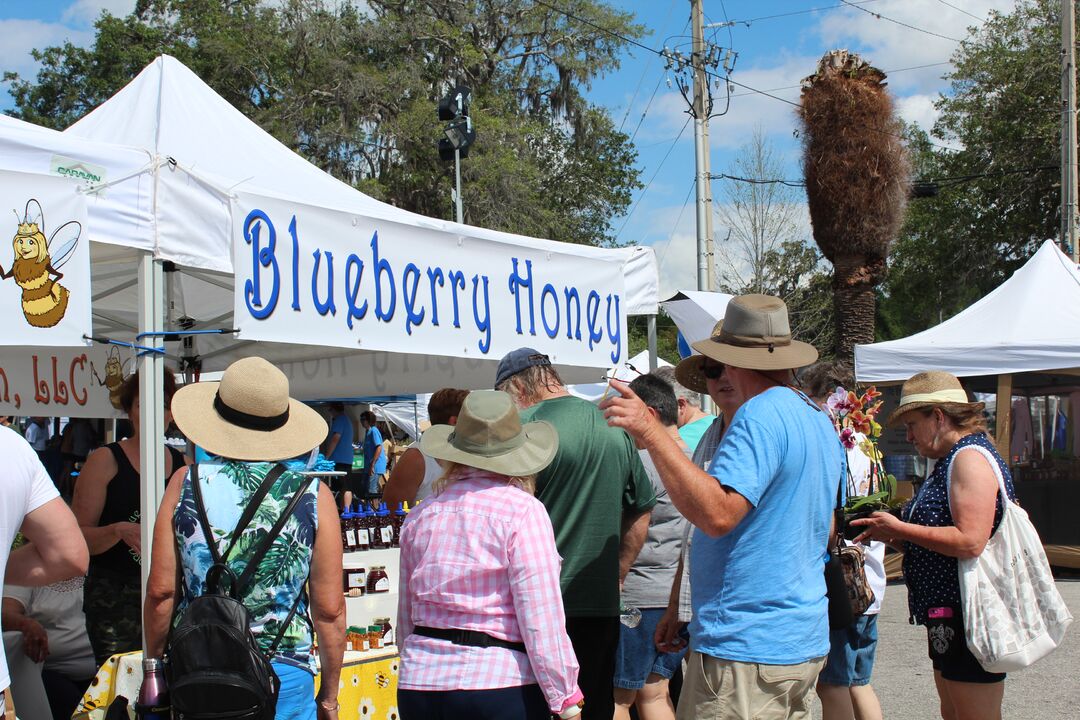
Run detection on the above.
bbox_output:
[165,464,312,720]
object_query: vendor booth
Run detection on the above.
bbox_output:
[855,239,1080,565]
[0,55,659,719]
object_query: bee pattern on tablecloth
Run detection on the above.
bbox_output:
[374,671,390,689]
[0,199,81,328]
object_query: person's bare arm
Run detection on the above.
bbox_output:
[143,466,187,658]
[310,483,345,718]
[324,432,341,458]
[71,446,139,554]
[618,509,650,584]
[853,448,999,559]
[654,558,688,652]
[601,381,751,536]
[382,447,425,508]
[7,498,89,586]
[1,596,48,663]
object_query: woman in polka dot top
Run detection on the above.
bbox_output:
[852,371,1015,720]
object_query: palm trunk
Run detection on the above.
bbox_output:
[832,254,883,361]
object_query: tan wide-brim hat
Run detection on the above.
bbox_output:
[420,390,557,477]
[690,294,818,371]
[171,356,328,462]
[674,326,719,394]
[886,370,985,426]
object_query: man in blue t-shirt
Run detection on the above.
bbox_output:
[323,402,356,506]
[601,294,844,720]
[360,411,388,497]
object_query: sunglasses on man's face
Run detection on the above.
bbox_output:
[702,363,726,379]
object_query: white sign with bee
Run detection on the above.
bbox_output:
[0,171,90,346]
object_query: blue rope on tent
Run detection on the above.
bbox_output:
[83,335,165,355]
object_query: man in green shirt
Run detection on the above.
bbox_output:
[496,348,655,720]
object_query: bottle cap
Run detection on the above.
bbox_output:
[142,657,163,672]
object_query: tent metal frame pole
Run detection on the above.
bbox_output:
[138,252,166,650]
[647,314,658,371]
[995,373,1014,460]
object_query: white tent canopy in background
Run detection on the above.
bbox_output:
[854,241,1080,383]
[0,54,660,403]
[661,290,734,349]
[568,349,674,403]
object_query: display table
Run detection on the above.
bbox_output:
[74,648,398,720]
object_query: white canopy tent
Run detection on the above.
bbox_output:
[855,240,1080,458]
[0,54,659,602]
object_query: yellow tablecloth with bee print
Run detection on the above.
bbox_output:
[74,649,399,720]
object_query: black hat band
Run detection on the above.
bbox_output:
[214,391,289,432]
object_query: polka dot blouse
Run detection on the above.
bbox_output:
[901,432,1016,624]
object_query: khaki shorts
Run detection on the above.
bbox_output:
[677,650,825,720]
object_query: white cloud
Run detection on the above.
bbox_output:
[62,0,137,25]
[636,201,698,298]
[0,19,93,81]
[896,93,940,132]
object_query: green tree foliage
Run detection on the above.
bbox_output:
[5,0,642,247]
[881,0,1064,338]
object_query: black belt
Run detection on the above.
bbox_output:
[412,625,526,653]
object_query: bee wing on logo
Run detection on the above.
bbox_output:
[48,221,82,269]
[24,199,43,227]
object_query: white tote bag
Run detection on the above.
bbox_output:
[950,446,1073,672]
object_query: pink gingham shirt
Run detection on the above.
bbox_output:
[397,469,583,714]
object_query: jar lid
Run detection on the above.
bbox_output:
[373,617,389,623]
[370,565,385,571]
[368,625,382,632]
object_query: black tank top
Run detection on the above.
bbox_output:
[89,442,184,578]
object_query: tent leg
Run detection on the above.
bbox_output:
[138,253,166,651]
[995,374,1013,460]
[647,314,658,372]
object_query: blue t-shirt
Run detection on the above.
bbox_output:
[689,386,843,665]
[364,426,387,475]
[328,414,354,465]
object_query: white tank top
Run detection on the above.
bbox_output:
[411,441,444,502]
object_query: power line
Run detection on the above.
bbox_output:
[710,164,1059,189]
[617,0,679,133]
[615,117,692,241]
[722,1,881,27]
[931,0,986,24]
[838,0,963,43]
[655,181,697,274]
[726,61,951,99]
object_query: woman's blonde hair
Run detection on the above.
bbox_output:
[432,461,536,496]
[921,403,989,435]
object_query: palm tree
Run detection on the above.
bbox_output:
[799,50,910,361]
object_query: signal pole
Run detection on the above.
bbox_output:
[1062,0,1078,261]
[691,0,715,290]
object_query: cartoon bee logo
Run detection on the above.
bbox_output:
[374,671,390,689]
[0,199,81,328]
[90,346,133,410]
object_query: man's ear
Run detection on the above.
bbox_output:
[645,406,660,421]
[448,415,459,426]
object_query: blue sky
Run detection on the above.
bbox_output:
[1,1,1018,295]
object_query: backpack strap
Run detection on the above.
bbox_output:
[190,463,288,594]
[267,582,309,657]
[233,476,316,598]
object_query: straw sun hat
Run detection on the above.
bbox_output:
[886,370,984,427]
[420,390,557,476]
[171,357,328,462]
[674,294,819,393]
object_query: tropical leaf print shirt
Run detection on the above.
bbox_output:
[174,461,319,672]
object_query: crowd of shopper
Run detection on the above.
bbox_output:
[0,290,1047,720]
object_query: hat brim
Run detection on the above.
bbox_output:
[675,355,709,394]
[419,420,558,477]
[690,336,819,371]
[171,381,329,462]
[886,400,986,428]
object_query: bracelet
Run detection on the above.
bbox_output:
[317,698,339,712]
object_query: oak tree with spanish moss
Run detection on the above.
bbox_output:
[799,50,910,361]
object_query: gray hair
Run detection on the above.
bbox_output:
[653,366,700,406]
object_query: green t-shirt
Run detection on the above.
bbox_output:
[521,395,656,616]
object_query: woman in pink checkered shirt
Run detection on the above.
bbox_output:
[397,390,584,720]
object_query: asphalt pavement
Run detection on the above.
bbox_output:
[856,578,1080,719]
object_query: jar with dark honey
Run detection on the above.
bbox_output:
[367,565,390,594]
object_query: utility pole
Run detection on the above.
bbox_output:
[1062,0,1079,261]
[691,0,715,290]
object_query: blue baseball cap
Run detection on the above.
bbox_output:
[495,347,551,388]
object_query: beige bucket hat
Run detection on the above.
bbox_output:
[171,356,328,462]
[674,320,723,393]
[420,390,557,476]
[886,370,984,426]
[688,294,818,372]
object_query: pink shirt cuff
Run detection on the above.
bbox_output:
[558,689,585,714]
